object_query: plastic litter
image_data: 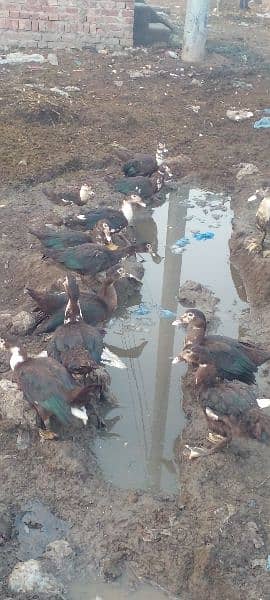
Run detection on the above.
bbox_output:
[174,237,190,248]
[254,117,270,129]
[159,309,177,319]
[226,109,253,122]
[0,52,46,65]
[132,304,151,316]
[263,108,270,114]
[193,231,215,241]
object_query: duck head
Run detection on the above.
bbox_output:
[79,184,94,204]
[172,309,207,328]
[63,274,83,324]
[172,344,211,366]
[10,345,28,370]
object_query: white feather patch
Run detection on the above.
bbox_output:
[205,407,219,420]
[101,347,126,369]
[71,405,88,425]
[256,398,270,409]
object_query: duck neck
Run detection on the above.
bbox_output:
[98,280,118,312]
[185,323,206,346]
[155,147,165,166]
[122,200,133,223]
[64,297,83,324]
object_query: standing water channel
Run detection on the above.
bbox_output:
[94,184,247,493]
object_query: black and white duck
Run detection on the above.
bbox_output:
[64,194,146,232]
[246,185,270,254]
[113,165,171,201]
[172,308,270,384]
[119,142,168,177]
[42,184,94,206]
[44,241,156,277]
[10,345,90,439]
[29,220,112,252]
[181,346,270,459]
[47,274,126,373]
[27,267,141,333]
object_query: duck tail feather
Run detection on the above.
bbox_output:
[101,347,126,369]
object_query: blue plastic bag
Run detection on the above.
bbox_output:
[132,304,151,316]
[254,117,270,129]
[174,237,190,247]
[160,309,177,319]
[193,231,215,241]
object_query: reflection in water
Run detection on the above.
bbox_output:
[147,195,187,491]
[95,186,247,493]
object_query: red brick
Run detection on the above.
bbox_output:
[0,16,7,27]
[44,19,57,31]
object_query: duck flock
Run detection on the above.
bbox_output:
[7,144,270,457]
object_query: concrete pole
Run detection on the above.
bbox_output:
[182,0,210,63]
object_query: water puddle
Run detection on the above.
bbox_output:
[70,575,170,600]
[95,184,247,493]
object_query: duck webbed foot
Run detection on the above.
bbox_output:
[36,414,58,442]
[246,238,263,255]
[38,428,59,442]
[183,432,230,460]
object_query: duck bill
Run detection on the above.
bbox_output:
[247,193,258,203]
[126,273,143,284]
[136,199,146,207]
[172,318,183,326]
[150,251,163,264]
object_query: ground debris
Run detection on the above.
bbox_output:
[8,559,63,596]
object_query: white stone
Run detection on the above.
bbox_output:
[8,560,62,595]
[11,311,36,335]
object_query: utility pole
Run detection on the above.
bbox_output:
[182,0,210,63]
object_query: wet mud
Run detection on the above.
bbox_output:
[1,1,270,599]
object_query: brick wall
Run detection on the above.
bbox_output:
[0,0,134,50]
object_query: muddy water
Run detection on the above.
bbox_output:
[94,185,247,493]
[70,575,170,599]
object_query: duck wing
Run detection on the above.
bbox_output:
[208,334,270,367]
[30,228,90,250]
[114,176,153,199]
[48,322,104,367]
[203,339,257,384]
[15,358,76,424]
[45,244,110,274]
[123,154,157,177]
[35,296,109,333]
[27,287,67,315]
[200,381,257,417]
[65,209,126,232]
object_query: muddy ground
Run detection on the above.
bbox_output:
[1,1,270,599]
